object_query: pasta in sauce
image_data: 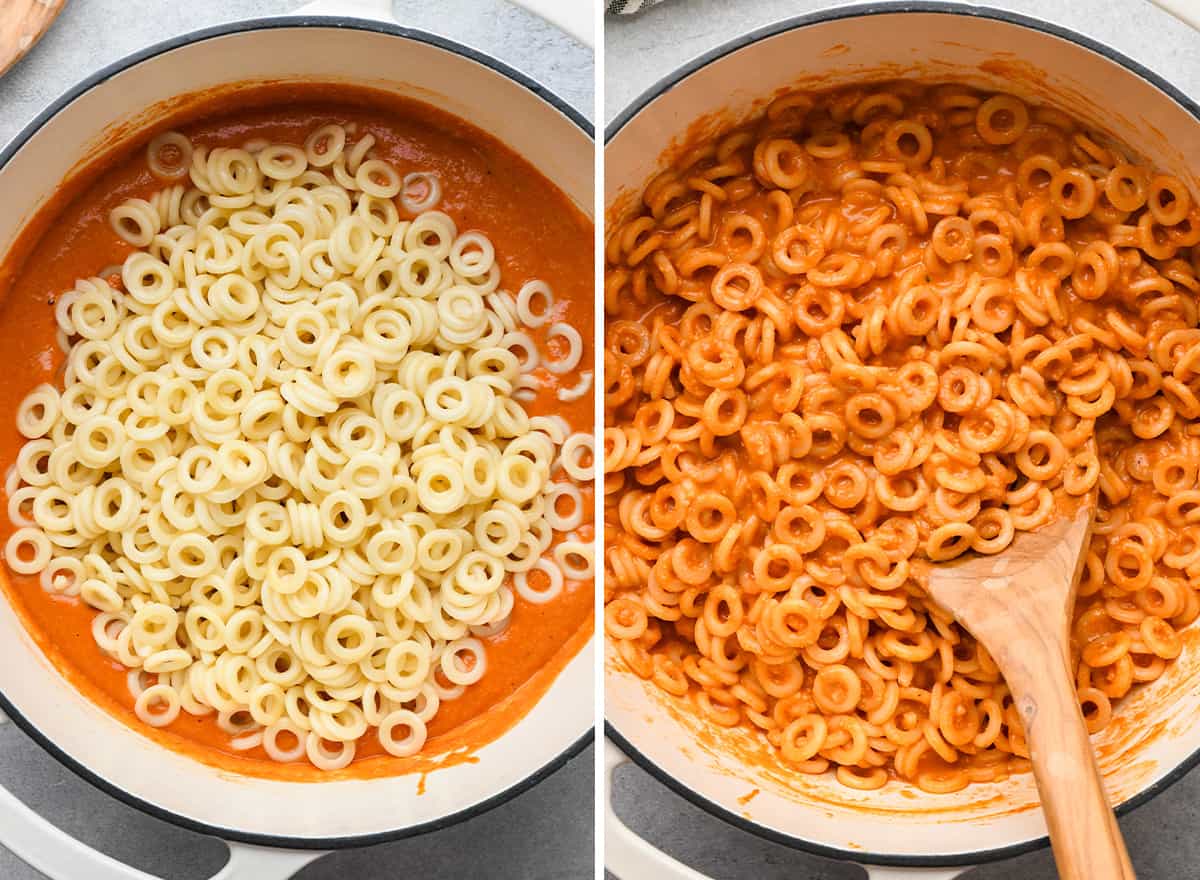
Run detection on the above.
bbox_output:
[604,81,1200,793]
[0,87,595,777]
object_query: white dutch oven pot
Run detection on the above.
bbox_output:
[605,2,1200,878]
[0,1,594,878]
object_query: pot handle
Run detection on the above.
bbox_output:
[605,738,712,880]
[1150,0,1200,30]
[0,712,324,880]
[508,0,594,48]
[212,844,324,880]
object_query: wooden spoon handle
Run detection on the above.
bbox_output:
[1003,643,1136,879]
[0,0,66,77]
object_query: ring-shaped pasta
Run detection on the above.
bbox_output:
[5,120,594,776]
[514,558,564,604]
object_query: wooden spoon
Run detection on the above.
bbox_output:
[0,0,67,79]
[927,495,1137,879]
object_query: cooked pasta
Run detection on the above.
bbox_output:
[603,81,1200,793]
[3,123,595,769]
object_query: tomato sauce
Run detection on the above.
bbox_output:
[0,83,594,780]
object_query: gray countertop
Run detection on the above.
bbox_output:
[0,2,592,879]
[605,1,1199,878]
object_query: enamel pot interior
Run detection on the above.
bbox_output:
[0,20,593,846]
[605,4,1200,867]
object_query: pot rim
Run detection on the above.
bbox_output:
[604,0,1199,144]
[0,13,593,851]
[604,0,1200,868]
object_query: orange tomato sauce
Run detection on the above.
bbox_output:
[604,79,1200,794]
[0,83,594,780]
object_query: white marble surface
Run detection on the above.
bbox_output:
[0,2,593,879]
[605,1,1200,878]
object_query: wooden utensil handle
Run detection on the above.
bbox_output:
[0,0,67,78]
[1003,643,1136,880]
